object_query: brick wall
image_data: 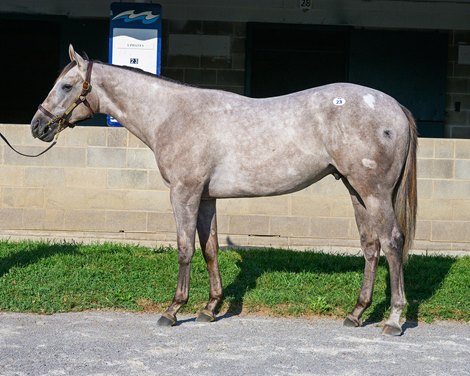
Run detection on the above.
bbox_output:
[1,124,469,254]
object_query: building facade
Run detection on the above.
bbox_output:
[0,0,469,137]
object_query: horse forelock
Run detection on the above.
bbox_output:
[55,61,78,84]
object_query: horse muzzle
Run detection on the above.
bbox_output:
[31,116,59,143]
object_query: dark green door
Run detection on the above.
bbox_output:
[349,30,448,137]
[246,24,349,98]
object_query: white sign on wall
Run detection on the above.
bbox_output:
[108,2,162,126]
[111,28,159,74]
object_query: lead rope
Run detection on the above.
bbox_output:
[0,131,58,158]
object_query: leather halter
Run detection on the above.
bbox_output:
[38,60,94,136]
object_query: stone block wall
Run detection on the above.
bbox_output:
[0,124,469,254]
[161,20,246,95]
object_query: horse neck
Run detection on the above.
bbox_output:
[93,63,183,148]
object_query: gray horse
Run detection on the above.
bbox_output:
[31,45,417,336]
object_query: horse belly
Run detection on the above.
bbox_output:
[207,152,332,198]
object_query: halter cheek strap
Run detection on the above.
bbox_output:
[38,60,94,135]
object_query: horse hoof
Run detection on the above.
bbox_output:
[157,314,176,327]
[382,324,402,336]
[343,315,362,328]
[196,310,216,323]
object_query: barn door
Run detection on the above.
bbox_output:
[349,30,448,137]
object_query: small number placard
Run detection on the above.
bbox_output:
[333,97,346,106]
[300,0,312,10]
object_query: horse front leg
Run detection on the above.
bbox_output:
[196,199,223,322]
[157,184,201,327]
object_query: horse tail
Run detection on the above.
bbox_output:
[394,105,418,263]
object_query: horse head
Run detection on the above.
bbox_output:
[31,44,95,142]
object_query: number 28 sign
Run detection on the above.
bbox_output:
[300,0,312,10]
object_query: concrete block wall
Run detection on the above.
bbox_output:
[0,124,469,254]
[161,20,246,95]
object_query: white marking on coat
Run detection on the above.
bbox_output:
[363,94,376,109]
[362,158,377,169]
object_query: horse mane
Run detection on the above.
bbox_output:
[96,61,197,88]
[56,58,197,88]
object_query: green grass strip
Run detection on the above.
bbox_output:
[0,240,468,323]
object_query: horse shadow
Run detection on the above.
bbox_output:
[220,240,457,329]
[0,241,80,279]
[365,253,457,329]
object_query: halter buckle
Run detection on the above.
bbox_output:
[82,81,90,91]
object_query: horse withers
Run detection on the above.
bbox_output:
[31,45,417,336]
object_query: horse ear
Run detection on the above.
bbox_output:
[68,44,88,79]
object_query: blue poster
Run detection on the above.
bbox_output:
[108,2,162,126]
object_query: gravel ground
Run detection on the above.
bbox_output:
[1,312,469,376]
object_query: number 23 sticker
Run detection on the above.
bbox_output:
[333,97,346,106]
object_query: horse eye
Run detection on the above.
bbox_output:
[62,84,73,92]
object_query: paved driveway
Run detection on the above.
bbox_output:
[1,312,469,376]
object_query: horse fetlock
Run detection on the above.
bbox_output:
[174,296,189,307]
[210,291,223,303]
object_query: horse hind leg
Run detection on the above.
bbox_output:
[364,196,406,336]
[196,199,223,322]
[358,194,406,336]
[380,221,407,336]
[344,190,381,328]
[343,179,406,336]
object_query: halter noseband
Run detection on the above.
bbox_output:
[38,60,94,136]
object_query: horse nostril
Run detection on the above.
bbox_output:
[32,120,40,136]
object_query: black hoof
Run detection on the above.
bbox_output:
[343,315,362,328]
[157,314,176,327]
[382,324,402,336]
[196,310,216,323]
